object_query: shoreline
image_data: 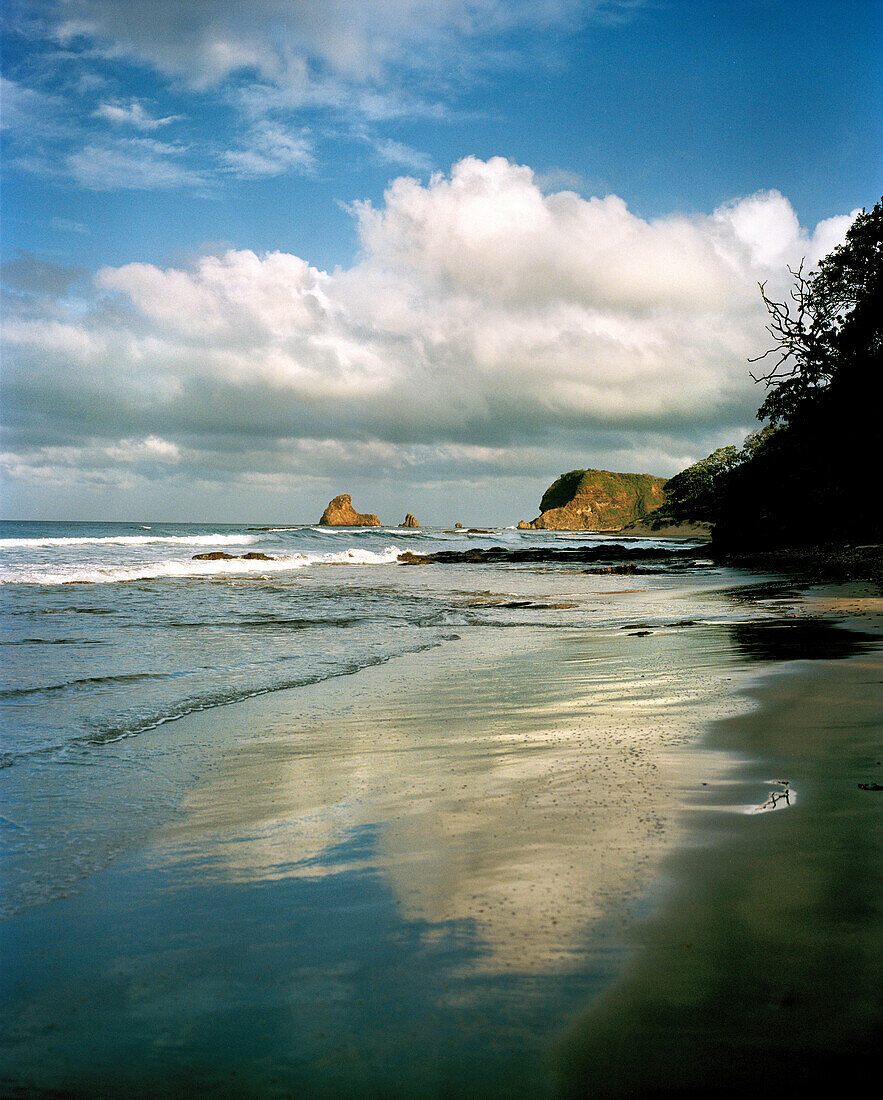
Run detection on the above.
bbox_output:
[714,542,883,585]
[1,592,760,1097]
[2,574,880,1096]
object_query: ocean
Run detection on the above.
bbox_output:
[1,518,807,1096]
[0,519,739,911]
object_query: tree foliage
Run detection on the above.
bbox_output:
[659,429,776,525]
[749,200,883,425]
[714,198,882,548]
[662,446,739,522]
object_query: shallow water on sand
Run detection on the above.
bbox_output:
[6,523,874,1097]
[2,613,775,1097]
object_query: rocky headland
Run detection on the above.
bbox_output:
[520,468,667,531]
[320,494,381,527]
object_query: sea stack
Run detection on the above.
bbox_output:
[402,514,419,527]
[320,494,381,526]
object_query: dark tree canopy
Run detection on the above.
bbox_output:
[713,198,882,549]
[749,200,883,425]
[658,430,775,526]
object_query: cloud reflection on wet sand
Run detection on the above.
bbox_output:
[153,627,747,975]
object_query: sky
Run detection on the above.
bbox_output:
[2,0,880,524]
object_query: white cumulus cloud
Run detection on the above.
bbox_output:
[2,158,858,520]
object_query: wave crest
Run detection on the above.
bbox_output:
[1,546,404,585]
[0,533,260,548]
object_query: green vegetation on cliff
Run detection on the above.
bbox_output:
[531,468,667,530]
[649,429,775,528]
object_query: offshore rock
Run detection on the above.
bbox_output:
[402,514,419,527]
[192,551,275,561]
[320,494,381,527]
[524,468,667,531]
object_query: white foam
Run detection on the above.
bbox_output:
[320,546,402,565]
[0,533,259,548]
[0,546,404,585]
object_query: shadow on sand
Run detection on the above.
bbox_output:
[553,622,882,1098]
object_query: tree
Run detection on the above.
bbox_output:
[748,262,836,423]
[714,199,882,548]
[748,200,883,425]
[662,446,740,522]
[658,429,777,526]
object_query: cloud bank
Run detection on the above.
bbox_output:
[1,158,858,521]
[53,0,616,89]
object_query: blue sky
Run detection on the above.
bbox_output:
[2,0,880,522]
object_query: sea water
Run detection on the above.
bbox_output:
[0,519,750,924]
[1,519,804,1096]
[0,520,722,764]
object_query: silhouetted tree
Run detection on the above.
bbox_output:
[715,198,882,548]
[749,200,882,425]
[657,430,776,526]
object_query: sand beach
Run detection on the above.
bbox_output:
[4,2,878,1094]
[2,553,880,1097]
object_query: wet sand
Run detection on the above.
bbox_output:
[556,586,883,1097]
[1,582,880,1097]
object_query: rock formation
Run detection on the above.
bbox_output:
[522,468,667,531]
[402,514,419,527]
[320,494,381,526]
[192,551,275,561]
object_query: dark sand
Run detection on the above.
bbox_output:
[616,522,713,540]
[556,587,883,1097]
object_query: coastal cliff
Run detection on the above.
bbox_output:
[320,494,381,526]
[522,468,667,531]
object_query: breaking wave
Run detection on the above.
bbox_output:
[0,533,260,548]
[1,546,405,586]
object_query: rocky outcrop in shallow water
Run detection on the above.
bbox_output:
[320,494,381,527]
[397,545,698,566]
[402,514,419,527]
[193,551,275,561]
[522,468,667,530]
